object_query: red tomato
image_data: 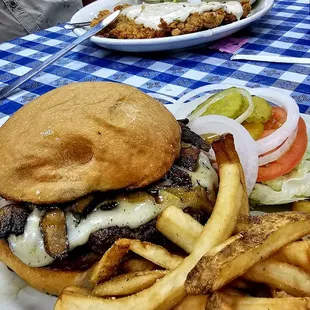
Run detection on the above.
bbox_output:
[264,107,287,130]
[257,118,308,182]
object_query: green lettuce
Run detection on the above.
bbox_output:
[250,149,310,205]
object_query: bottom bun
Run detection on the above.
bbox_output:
[0,240,93,296]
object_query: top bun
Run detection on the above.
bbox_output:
[0,82,181,204]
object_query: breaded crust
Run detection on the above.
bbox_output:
[0,82,181,204]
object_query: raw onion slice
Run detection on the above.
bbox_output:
[249,88,299,155]
[188,115,258,194]
[258,127,298,166]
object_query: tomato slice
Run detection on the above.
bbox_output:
[264,106,287,130]
[257,117,308,182]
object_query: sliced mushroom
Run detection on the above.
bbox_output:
[69,195,95,215]
[40,208,69,259]
[0,204,29,238]
[99,200,119,211]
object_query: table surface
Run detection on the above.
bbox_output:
[0,0,309,120]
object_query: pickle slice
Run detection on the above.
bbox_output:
[246,96,272,123]
[189,88,271,124]
[190,88,248,120]
[242,121,264,140]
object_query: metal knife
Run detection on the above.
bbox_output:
[0,10,120,101]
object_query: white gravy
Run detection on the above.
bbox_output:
[121,1,244,30]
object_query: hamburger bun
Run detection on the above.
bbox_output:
[0,82,181,204]
[0,240,93,295]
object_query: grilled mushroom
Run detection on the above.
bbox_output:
[40,208,69,259]
[0,204,29,238]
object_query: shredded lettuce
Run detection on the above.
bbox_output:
[250,149,310,205]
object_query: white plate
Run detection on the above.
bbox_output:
[70,0,274,52]
[0,91,308,310]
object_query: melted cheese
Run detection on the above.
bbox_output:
[121,1,244,30]
[8,209,54,267]
[8,152,218,267]
[190,152,218,189]
[66,198,166,250]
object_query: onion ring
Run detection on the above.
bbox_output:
[250,88,299,155]
[188,115,258,194]
[258,126,298,166]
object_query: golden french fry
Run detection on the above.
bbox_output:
[173,295,208,310]
[207,292,310,310]
[64,286,92,296]
[93,270,167,297]
[292,201,310,213]
[270,288,292,298]
[186,212,310,295]
[90,239,131,285]
[128,239,183,270]
[212,133,249,216]
[156,206,203,253]
[206,292,233,310]
[91,237,181,286]
[244,258,310,297]
[55,158,244,310]
[229,278,257,292]
[273,241,310,273]
[120,258,158,273]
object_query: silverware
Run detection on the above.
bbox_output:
[0,10,120,101]
[64,21,92,30]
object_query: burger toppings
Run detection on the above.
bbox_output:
[8,209,55,267]
[0,204,29,238]
[40,208,69,259]
[175,146,200,171]
[165,166,192,187]
[6,149,218,268]
[88,207,208,256]
[179,122,210,151]
[69,195,95,215]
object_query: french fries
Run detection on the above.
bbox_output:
[93,270,168,297]
[120,258,158,273]
[186,213,310,294]
[207,292,310,310]
[270,288,292,298]
[244,258,310,297]
[212,133,249,216]
[292,201,310,213]
[173,295,208,310]
[55,134,245,310]
[91,238,182,286]
[90,238,131,285]
[128,239,183,269]
[156,206,203,253]
[272,241,310,273]
[64,286,92,295]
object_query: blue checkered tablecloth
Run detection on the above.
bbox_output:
[0,0,309,119]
